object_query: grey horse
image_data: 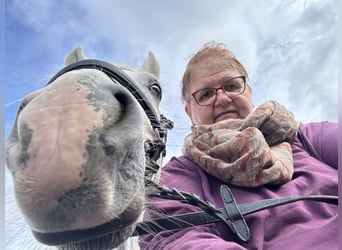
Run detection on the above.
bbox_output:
[6,47,170,250]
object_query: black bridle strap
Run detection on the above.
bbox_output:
[133,188,337,239]
[220,184,249,242]
[32,204,140,246]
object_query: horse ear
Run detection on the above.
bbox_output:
[64,46,86,66]
[141,51,160,79]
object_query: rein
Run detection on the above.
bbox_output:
[33,60,338,246]
[136,184,337,242]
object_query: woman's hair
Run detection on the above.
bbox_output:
[181,41,249,104]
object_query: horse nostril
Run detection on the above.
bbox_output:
[99,134,116,156]
[114,92,131,107]
[103,143,115,155]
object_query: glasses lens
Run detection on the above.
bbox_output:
[223,77,245,95]
[194,89,216,105]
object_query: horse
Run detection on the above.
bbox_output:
[5,47,173,250]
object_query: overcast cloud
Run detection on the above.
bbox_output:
[5,0,338,248]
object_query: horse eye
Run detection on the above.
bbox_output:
[150,82,162,100]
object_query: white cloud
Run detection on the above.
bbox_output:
[251,0,337,122]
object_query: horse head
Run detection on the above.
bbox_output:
[6,47,172,249]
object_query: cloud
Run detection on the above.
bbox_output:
[252,0,338,122]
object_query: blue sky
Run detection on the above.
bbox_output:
[4,0,338,248]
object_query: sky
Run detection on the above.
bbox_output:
[4,0,338,248]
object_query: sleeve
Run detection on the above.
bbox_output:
[139,157,247,250]
[298,122,338,169]
[139,225,247,250]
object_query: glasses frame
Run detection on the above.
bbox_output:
[191,75,247,106]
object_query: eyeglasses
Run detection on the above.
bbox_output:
[191,76,246,106]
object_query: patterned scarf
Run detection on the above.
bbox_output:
[182,101,298,187]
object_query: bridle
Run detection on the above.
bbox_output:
[32,60,338,246]
[33,58,175,245]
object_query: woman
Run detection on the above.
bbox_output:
[139,42,338,250]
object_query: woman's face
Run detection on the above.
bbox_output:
[185,67,253,125]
